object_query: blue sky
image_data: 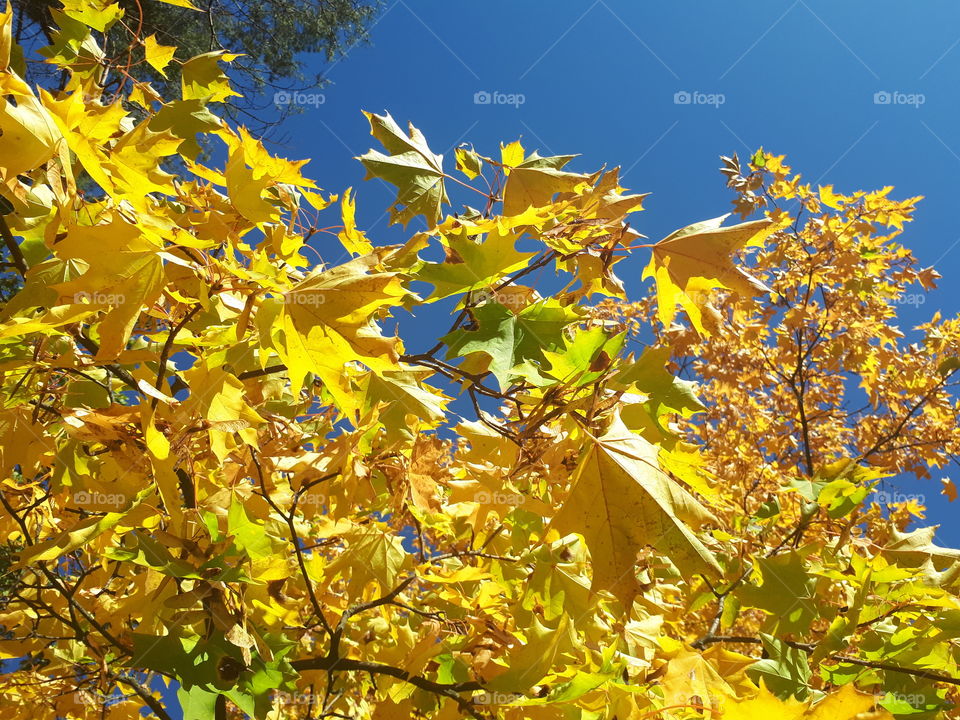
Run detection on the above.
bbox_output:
[266,2,960,537]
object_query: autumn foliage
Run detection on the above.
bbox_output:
[0,3,959,720]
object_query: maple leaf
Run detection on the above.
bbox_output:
[149,98,222,159]
[0,73,62,180]
[181,50,243,102]
[51,216,167,359]
[223,126,315,223]
[542,326,625,387]
[415,224,535,301]
[454,145,482,179]
[442,300,578,390]
[143,34,177,76]
[407,435,446,512]
[659,648,736,715]
[737,552,819,635]
[941,477,957,502]
[717,682,888,719]
[338,187,373,256]
[484,615,569,691]
[182,363,266,460]
[275,252,409,410]
[643,214,776,334]
[551,414,720,604]
[325,525,410,592]
[501,148,588,215]
[358,368,448,446]
[60,0,124,31]
[880,526,960,569]
[358,111,448,227]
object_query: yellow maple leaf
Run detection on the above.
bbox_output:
[715,681,889,719]
[276,252,409,411]
[338,187,373,255]
[0,3,12,71]
[0,74,62,181]
[643,214,776,334]
[143,34,177,76]
[181,50,242,103]
[551,413,720,604]
[500,139,524,168]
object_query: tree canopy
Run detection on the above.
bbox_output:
[9,0,380,125]
[0,4,959,720]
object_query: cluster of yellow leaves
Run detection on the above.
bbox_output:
[599,149,960,717]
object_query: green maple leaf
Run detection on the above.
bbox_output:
[542,327,624,386]
[149,98,222,159]
[442,300,577,390]
[359,368,449,443]
[177,686,220,720]
[612,346,705,432]
[415,225,535,300]
[746,634,812,700]
[737,551,819,635]
[358,111,448,227]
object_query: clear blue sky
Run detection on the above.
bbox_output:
[266,2,960,539]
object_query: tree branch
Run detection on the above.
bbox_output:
[112,675,174,720]
[0,213,28,276]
